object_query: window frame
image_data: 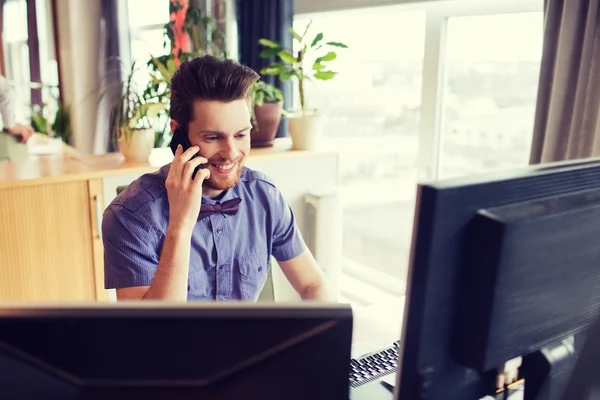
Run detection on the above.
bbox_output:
[295,0,544,182]
[418,0,543,180]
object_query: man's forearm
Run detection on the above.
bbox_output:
[143,226,192,301]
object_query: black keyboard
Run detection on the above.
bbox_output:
[349,341,399,388]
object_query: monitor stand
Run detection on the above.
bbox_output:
[521,336,577,400]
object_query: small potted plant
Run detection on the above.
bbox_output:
[31,101,71,144]
[107,61,164,162]
[258,20,347,150]
[250,80,283,147]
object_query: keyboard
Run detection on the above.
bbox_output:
[349,341,399,388]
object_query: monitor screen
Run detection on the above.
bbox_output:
[0,302,353,400]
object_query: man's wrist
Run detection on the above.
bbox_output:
[166,222,194,239]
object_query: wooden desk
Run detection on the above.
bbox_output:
[0,139,340,302]
[0,138,305,188]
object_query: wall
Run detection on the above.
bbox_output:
[55,0,103,154]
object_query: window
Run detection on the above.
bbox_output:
[438,12,543,179]
[126,0,170,92]
[294,0,544,334]
[293,7,424,311]
[2,0,60,127]
[127,0,170,29]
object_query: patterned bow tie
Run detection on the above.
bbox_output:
[198,198,242,220]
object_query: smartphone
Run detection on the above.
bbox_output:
[169,127,204,179]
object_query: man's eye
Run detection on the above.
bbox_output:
[236,133,247,138]
[207,136,219,141]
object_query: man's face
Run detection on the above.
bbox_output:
[186,99,252,192]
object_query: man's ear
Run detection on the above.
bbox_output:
[169,120,179,133]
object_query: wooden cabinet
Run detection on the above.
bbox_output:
[0,180,103,301]
[88,179,111,301]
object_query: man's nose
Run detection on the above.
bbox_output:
[220,138,239,160]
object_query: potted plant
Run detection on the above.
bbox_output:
[258,21,347,150]
[250,80,283,147]
[31,101,71,144]
[107,61,165,162]
[142,0,228,148]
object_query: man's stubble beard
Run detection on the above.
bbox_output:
[204,156,246,191]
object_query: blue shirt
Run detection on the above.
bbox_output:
[102,164,306,301]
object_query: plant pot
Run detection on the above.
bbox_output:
[118,128,155,162]
[287,112,326,151]
[251,101,283,148]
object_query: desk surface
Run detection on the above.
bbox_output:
[351,296,404,358]
[0,138,336,189]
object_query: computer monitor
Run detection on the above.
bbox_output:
[395,158,600,400]
[561,312,600,399]
[0,302,353,399]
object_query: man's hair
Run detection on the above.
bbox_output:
[169,55,260,129]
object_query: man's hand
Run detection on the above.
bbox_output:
[165,144,210,233]
[5,123,34,143]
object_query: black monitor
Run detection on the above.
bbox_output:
[395,158,600,400]
[0,302,353,399]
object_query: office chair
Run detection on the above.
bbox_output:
[116,185,128,196]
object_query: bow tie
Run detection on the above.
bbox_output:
[198,198,242,220]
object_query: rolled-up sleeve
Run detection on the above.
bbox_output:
[270,187,306,262]
[102,206,160,288]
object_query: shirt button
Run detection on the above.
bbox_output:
[220,264,226,270]
[216,227,223,234]
[258,266,263,272]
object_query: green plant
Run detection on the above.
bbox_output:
[163,0,228,61]
[251,80,283,107]
[101,61,164,146]
[258,20,347,114]
[153,116,171,148]
[249,80,284,132]
[31,102,72,144]
[143,0,229,143]
[144,54,176,112]
[147,0,228,100]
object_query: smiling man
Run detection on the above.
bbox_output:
[102,55,330,302]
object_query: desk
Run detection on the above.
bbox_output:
[0,139,340,302]
[351,296,404,357]
[349,298,526,400]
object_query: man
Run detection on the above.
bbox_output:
[0,75,34,143]
[102,55,330,302]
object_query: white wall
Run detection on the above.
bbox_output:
[55,0,103,154]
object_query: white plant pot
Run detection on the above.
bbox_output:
[119,128,155,162]
[287,113,325,151]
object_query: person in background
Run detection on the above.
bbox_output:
[0,75,34,143]
[102,55,331,302]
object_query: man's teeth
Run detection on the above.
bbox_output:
[213,163,234,171]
